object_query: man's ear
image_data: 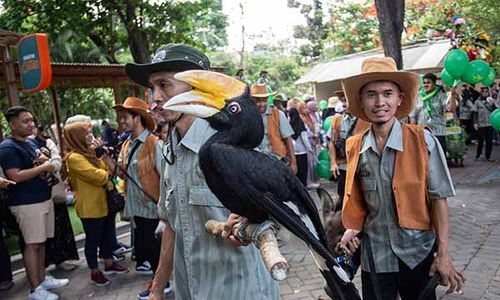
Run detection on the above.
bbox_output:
[398,93,405,106]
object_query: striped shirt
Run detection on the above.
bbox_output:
[410,91,449,136]
[121,129,163,219]
[159,118,280,300]
[357,121,455,272]
[472,99,497,128]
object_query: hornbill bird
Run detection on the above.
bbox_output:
[163,70,360,300]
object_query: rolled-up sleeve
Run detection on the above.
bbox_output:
[425,131,455,199]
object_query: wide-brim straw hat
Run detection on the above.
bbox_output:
[341,57,419,122]
[250,84,277,98]
[112,97,156,131]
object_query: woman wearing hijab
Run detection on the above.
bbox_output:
[63,122,128,286]
[298,100,319,188]
[289,107,312,186]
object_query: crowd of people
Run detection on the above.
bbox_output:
[0,42,497,300]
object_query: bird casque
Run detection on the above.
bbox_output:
[163,70,360,300]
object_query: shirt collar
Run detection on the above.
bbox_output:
[179,118,216,154]
[129,129,150,143]
[360,120,403,154]
[264,105,273,115]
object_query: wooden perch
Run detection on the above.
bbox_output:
[205,220,289,281]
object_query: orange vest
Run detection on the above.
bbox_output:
[331,114,371,164]
[267,108,287,158]
[121,134,160,203]
[342,123,431,231]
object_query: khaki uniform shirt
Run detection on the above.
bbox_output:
[357,121,455,272]
[158,118,280,300]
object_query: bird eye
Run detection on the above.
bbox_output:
[227,102,241,114]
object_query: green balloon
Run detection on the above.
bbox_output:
[318,148,330,161]
[490,109,500,131]
[463,60,490,84]
[441,69,455,87]
[315,160,331,179]
[319,100,328,110]
[444,49,469,78]
[323,116,333,131]
[482,68,496,86]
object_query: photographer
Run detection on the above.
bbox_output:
[0,106,69,300]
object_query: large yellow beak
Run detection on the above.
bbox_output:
[163,70,246,118]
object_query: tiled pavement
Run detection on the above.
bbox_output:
[1,146,499,300]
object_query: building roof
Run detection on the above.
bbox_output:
[0,61,133,88]
[0,29,22,46]
[296,39,450,85]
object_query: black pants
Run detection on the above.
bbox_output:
[81,214,115,269]
[436,135,447,158]
[477,126,493,159]
[0,221,12,282]
[295,154,308,186]
[133,216,161,272]
[459,119,475,144]
[361,250,436,300]
[336,169,347,210]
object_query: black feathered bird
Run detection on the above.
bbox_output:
[163,70,360,300]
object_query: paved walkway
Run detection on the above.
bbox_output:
[2,146,499,299]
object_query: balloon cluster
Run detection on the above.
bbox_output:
[441,49,496,87]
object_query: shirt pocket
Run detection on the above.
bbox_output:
[188,186,229,236]
[360,177,377,192]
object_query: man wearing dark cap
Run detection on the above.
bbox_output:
[126,44,279,300]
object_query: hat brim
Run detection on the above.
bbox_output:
[251,91,278,98]
[126,60,205,87]
[342,71,419,122]
[112,105,156,132]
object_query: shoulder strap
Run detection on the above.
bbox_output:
[347,118,358,137]
[119,133,157,202]
[8,137,37,161]
[126,140,141,172]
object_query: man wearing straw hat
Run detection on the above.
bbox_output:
[108,98,163,279]
[338,57,465,299]
[251,83,297,174]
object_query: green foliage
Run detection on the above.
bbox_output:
[0,0,228,127]
[0,88,116,134]
[326,2,379,57]
[289,0,328,63]
[0,0,228,63]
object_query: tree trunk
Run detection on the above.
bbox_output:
[127,29,151,64]
[374,0,405,69]
[109,0,151,64]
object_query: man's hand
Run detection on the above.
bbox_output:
[221,213,251,247]
[429,252,465,294]
[41,161,55,173]
[147,291,164,300]
[0,177,16,188]
[330,162,340,179]
[155,221,166,240]
[288,160,298,175]
[35,153,50,164]
[474,123,479,130]
[339,229,361,257]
